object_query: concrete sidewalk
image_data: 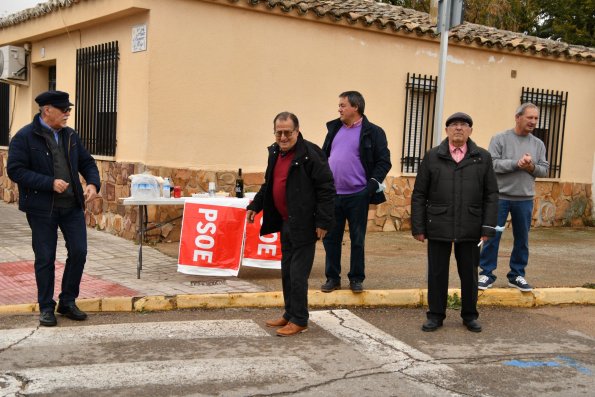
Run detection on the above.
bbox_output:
[0,201,593,313]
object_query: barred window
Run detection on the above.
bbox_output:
[401,73,437,173]
[48,66,56,91]
[521,87,568,178]
[0,82,9,146]
[75,41,119,156]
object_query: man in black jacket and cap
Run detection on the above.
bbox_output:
[7,90,100,327]
[247,112,335,337]
[411,112,498,333]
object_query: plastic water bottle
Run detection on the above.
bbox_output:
[163,177,171,198]
[208,182,216,197]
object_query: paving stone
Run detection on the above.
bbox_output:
[0,202,263,306]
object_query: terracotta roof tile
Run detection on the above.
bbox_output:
[1,0,593,62]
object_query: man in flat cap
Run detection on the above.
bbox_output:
[411,112,498,332]
[7,90,100,327]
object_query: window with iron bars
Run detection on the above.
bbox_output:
[0,82,9,146]
[75,41,119,156]
[521,87,568,179]
[48,66,56,91]
[401,73,437,173]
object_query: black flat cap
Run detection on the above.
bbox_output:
[35,91,74,108]
[445,112,473,127]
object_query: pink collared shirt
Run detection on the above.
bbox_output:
[344,117,363,128]
[449,143,467,163]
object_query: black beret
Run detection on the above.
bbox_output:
[445,112,473,127]
[35,91,74,108]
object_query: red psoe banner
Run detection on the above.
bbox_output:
[242,211,281,269]
[178,198,249,276]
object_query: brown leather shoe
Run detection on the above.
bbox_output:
[265,317,289,328]
[276,322,308,337]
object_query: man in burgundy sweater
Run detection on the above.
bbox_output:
[247,112,335,337]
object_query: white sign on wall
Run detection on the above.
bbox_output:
[132,24,147,53]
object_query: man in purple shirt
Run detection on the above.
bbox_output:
[321,91,392,293]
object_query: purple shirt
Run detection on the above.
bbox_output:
[328,120,367,194]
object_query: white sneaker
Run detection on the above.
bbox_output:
[508,276,533,292]
[478,275,494,290]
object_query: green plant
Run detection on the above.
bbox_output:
[447,292,462,309]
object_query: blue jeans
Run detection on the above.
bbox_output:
[323,188,369,283]
[26,207,88,312]
[479,199,533,282]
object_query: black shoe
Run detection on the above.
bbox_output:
[349,281,364,293]
[422,319,443,332]
[57,303,88,321]
[39,311,57,327]
[463,319,482,332]
[508,276,533,292]
[321,279,341,293]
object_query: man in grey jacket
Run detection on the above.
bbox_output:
[479,103,549,292]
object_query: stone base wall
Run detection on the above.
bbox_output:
[370,176,593,231]
[1,151,592,243]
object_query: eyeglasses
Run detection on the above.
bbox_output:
[448,121,470,128]
[52,106,72,113]
[274,130,295,138]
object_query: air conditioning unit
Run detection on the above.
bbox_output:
[0,45,27,81]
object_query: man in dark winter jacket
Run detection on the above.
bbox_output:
[247,112,335,337]
[7,90,100,327]
[411,112,498,333]
[321,91,391,294]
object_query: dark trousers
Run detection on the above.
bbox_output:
[26,207,88,312]
[427,240,479,322]
[323,189,369,283]
[280,221,315,327]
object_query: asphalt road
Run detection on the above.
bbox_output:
[1,306,593,396]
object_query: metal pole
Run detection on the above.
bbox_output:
[433,0,450,147]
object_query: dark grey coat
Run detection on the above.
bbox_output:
[411,138,499,242]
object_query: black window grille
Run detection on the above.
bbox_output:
[0,82,9,146]
[401,73,437,173]
[75,41,119,156]
[521,87,568,178]
[48,66,56,91]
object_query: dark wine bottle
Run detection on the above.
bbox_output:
[235,168,244,198]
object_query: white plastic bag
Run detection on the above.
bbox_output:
[130,173,160,199]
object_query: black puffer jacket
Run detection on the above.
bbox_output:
[247,133,336,247]
[322,116,391,205]
[411,138,499,242]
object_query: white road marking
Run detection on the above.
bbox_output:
[310,309,453,376]
[0,320,268,349]
[5,357,316,394]
[1,312,458,395]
